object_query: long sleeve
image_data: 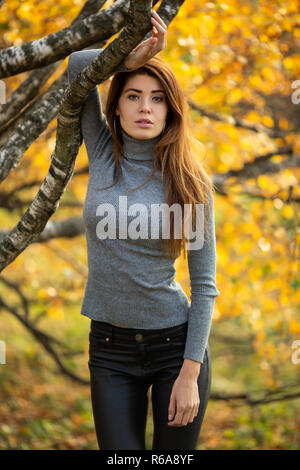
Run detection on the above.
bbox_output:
[183,194,220,364]
[67,49,132,163]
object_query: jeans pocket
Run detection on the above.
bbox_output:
[89,331,111,352]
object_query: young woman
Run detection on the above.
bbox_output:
[67,9,220,450]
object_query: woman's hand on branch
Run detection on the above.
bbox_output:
[124,9,167,70]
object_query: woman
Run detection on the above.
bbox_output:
[67,9,220,450]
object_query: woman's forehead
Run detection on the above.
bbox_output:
[124,73,162,89]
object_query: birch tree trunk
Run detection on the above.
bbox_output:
[0,0,185,272]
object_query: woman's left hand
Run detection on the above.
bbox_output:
[168,376,200,426]
[124,9,167,70]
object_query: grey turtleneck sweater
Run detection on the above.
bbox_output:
[67,50,220,364]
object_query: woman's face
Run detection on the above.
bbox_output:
[115,73,168,140]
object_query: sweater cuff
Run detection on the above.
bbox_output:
[183,295,217,364]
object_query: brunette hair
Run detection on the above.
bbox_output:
[96,55,216,260]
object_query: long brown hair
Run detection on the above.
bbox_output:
[97,55,216,261]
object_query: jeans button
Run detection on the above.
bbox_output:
[135,333,143,342]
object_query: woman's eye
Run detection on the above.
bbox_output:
[128,94,163,102]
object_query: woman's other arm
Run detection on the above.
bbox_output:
[182,194,220,366]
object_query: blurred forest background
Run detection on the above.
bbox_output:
[0,0,300,449]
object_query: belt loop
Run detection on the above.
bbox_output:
[109,323,114,344]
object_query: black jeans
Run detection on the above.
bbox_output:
[88,319,211,450]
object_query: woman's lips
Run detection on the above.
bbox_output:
[135,122,153,128]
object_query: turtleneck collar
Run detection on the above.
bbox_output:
[121,127,162,161]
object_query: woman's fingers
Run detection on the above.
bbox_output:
[123,11,167,69]
[150,11,167,49]
[151,15,167,35]
[151,9,167,29]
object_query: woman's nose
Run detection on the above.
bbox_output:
[138,99,152,111]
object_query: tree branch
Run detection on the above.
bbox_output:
[0,0,158,78]
[188,97,289,139]
[0,284,89,384]
[0,0,107,132]
[0,0,186,272]
[213,150,300,194]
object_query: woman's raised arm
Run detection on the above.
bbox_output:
[66,10,167,163]
[67,49,131,163]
